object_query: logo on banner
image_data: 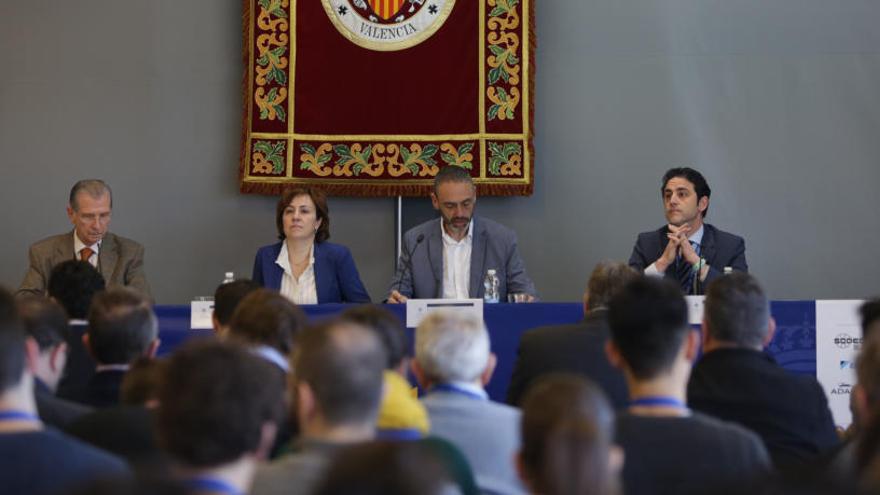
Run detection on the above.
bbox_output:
[834,334,862,350]
[831,383,853,395]
[323,0,455,51]
[840,360,855,370]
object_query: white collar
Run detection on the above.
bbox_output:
[438,381,488,399]
[251,345,290,372]
[440,217,474,245]
[276,241,315,275]
[73,232,101,255]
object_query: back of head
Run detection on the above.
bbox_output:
[213,279,262,327]
[156,339,284,468]
[342,304,408,370]
[313,441,453,495]
[586,261,639,311]
[661,167,711,217]
[293,319,386,427]
[704,272,770,348]
[17,296,69,352]
[87,288,158,365]
[862,299,880,340]
[48,260,106,320]
[121,357,165,406]
[0,287,26,393]
[608,277,689,380]
[415,311,489,384]
[228,289,304,354]
[433,165,474,194]
[520,374,616,495]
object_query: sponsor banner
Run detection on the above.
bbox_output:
[816,300,864,429]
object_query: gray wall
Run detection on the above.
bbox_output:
[2,1,879,303]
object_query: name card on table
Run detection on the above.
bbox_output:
[405,299,484,328]
[685,296,705,325]
[190,300,215,329]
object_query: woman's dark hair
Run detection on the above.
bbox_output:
[275,187,330,243]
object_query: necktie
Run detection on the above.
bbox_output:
[79,247,94,263]
[676,242,700,294]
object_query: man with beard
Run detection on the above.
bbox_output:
[387,166,536,302]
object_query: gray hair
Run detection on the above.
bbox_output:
[69,179,112,210]
[415,311,489,383]
[704,272,770,348]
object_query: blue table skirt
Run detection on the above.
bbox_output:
[155,301,816,403]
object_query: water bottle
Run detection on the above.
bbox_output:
[483,269,500,303]
[222,272,235,284]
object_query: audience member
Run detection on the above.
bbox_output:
[66,357,166,467]
[607,276,770,495]
[48,259,106,402]
[313,441,455,495]
[688,272,838,467]
[156,339,284,495]
[341,304,430,438]
[0,287,129,495]
[227,288,305,373]
[413,311,526,494]
[862,298,880,340]
[252,319,386,495]
[17,296,92,428]
[518,374,622,495]
[507,261,637,408]
[212,279,261,336]
[78,288,160,408]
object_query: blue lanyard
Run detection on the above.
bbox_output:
[0,410,40,422]
[431,383,486,401]
[181,477,244,495]
[629,396,687,410]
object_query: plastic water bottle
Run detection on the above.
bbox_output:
[222,272,235,285]
[483,269,500,303]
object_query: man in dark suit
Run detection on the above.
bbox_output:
[387,166,536,302]
[77,288,160,408]
[17,179,151,299]
[628,167,746,295]
[17,296,92,428]
[506,261,638,409]
[687,272,838,468]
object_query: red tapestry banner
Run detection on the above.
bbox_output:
[239,0,535,197]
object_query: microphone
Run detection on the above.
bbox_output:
[392,234,424,300]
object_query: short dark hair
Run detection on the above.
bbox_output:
[293,319,386,426]
[586,261,639,311]
[213,279,261,326]
[704,272,770,348]
[520,374,616,495]
[0,287,26,392]
[120,357,164,406]
[433,166,474,195]
[341,305,408,369]
[228,289,305,355]
[17,296,69,351]
[69,179,112,210]
[47,260,106,319]
[862,299,880,339]
[313,441,452,495]
[87,288,157,365]
[608,277,690,380]
[276,187,331,242]
[661,167,711,218]
[156,339,284,467]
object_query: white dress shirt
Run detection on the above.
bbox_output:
[441,218,473,299]
[73,232,100,267]
[276,241,318,304]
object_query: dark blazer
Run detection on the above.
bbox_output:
[34,379,93,429]
[56,322,96,404]
[252,241,370,304]
[17,231,151,299]
[80,369,127,409]
[687,347,839,468]
[387,216,536,300]
[65,405,164,468]
[628,223,747,294]
[506,310,629,409]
